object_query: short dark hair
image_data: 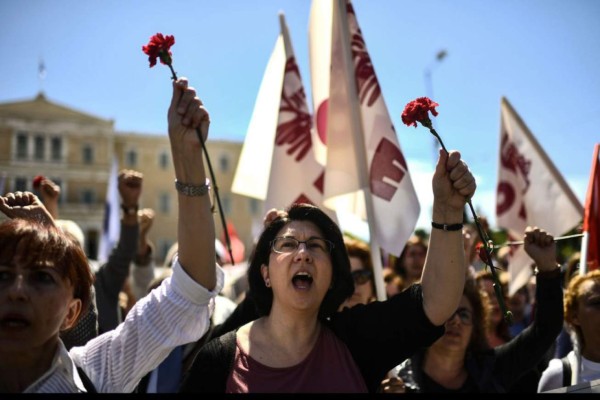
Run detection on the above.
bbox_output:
[247,203,354,321]
[0,219,94,328]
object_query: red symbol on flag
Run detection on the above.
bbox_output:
[370,137,408,201]
[275,56,312,162]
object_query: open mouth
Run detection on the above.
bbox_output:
[292,272,313,290]
[0,316,30,329]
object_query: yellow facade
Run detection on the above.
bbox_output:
[0,93,264,264]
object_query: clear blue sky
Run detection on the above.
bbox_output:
[2,0,598,230]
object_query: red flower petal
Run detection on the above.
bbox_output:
[401,97,439,128]
[142,33,175,68]
[33,175,44,189]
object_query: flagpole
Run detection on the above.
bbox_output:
[334,0,386,301]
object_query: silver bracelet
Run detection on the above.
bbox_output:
[174,178,210,196]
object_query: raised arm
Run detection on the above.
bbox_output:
[421,150,476,325]
[168,77,216,290]
[37,177,61,220]
[0,191,56,227]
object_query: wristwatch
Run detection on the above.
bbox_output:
[174,178,211,196]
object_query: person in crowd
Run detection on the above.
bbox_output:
[380,227,564,393]
[392,235,428,287]
[476,269,512,347]
[134,247,237,393]
[538,269,600,391]
[382,268,404,298]
[32,173,143,346]
[507,283,533,338]
[553,252,581,360]
[0,77,223,393]
[180,145,477,393]
[338,236,377,310]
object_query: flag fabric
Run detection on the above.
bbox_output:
[310,0,420,301]
[496,97,583,294]
[98,159,120,264]
[232,13,328,214]
[312,0,420,257]
[581,143,600,272]
[220,221,246,264]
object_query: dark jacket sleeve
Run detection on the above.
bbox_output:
[489,273,564,390]
[180,330,237,393]
[94,223,138,333]
[327,284,444,393]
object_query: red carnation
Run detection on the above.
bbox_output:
[476,242,490,264]
[33,175,44,189]
[142,33,175,68]
[401,97,439,129]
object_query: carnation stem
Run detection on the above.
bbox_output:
[429,127,513,325]
[168,67,235,266]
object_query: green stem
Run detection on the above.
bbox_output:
[430,127,513,325]
[167,66,235,265]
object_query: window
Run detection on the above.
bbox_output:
[219,154,230,173]
[81,189,95,204]
[34,135,45,160]
[159,151,169,170]
[159,192,171,214]
[15,177,27,191]
[126,149,138,167]
[16,133,28,160]
[51,137,62,161]
[82,144,94,164]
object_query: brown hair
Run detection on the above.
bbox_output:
[564,269,600,350]
[344,236,376,298]
[0,219,94,328]
[463,278,491,353]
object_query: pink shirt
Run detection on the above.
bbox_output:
[226,326,368,393]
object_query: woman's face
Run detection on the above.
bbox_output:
[433,295,473,354]
[261,220,333,315]
[0,254,81,354]
[404,244,426,281]
[480,279,501,325]
[340,256,374,309]
[571,279,600,353]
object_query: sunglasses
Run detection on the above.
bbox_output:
[352,269,373,285]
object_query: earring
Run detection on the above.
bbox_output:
[265,279,271,288]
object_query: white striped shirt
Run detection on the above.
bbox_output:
[24,259,224,393]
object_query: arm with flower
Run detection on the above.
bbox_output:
[421,149,476,325]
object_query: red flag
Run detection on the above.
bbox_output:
[582,144,600,272]
[220,221,245,264]
[496,98,583,294]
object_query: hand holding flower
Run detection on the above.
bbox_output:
[403,96,512,324]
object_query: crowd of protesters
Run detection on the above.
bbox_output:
[1,77,597,393]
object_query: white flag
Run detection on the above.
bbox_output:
[496,97,583,295]
[98,158,120,264]
[232,13,328,214]
[310,0,420,300]
[313,0,420,257]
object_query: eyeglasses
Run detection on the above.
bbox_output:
[271,237,334,254]
[448,307,473,325]
[352,269,373,285]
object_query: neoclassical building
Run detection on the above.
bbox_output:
[0,92,264,264]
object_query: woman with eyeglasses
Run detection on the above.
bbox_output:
[338,237,377,310]
[380,227,564,393]
[181,149,477,393]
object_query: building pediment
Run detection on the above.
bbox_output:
[0,92,113,127]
